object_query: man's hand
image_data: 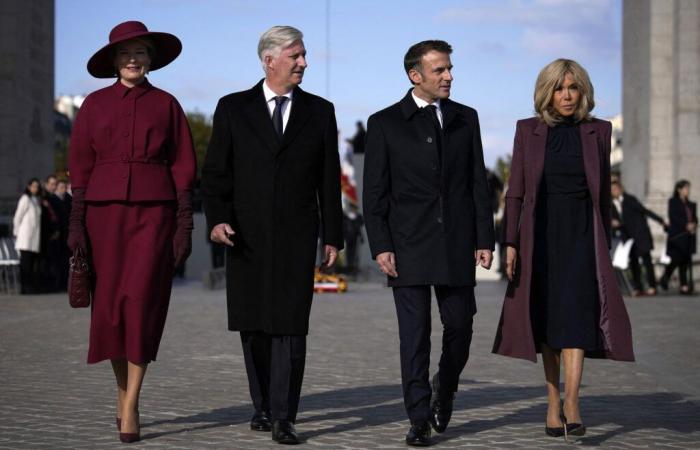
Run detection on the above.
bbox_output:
[210,223,235,246]
[376,251,398,278]
[505,246,517,281]
[323,245,339,268]
[475,249,493,270]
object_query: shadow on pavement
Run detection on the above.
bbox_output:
[139,380,700,444]
[435,390,700,446]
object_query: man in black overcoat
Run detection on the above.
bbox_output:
[610,180,667,295]
[363,40,494,446]
[201,25,343,445]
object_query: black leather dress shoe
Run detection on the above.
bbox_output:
[272,420,300,445]
[429,374,454,433]
[405,422,431,447]
[250,411,272,432]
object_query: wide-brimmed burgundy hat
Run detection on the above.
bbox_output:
[87,21,182,78]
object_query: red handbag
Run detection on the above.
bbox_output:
[68,247,93,308]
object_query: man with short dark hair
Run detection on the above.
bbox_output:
[364,40,494,446]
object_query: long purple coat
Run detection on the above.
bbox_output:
[492,117,634,362]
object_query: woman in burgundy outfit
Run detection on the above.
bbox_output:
[68,21,196,443]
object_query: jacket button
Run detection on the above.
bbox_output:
[437,216,443,224]
[432,164,437,171]
[121,154,129,162]
[122,131,130,137]
[426,137,433,143]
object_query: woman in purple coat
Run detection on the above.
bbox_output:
[492,59,634,441]
[67,21,196,443]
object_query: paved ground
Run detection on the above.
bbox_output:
[1,279,700,449]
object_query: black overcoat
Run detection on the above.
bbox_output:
[611,193,664,253]
[363,90,494,287]
[202,80,343,335]
[666,197,698,260]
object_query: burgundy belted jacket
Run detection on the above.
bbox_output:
[69,79,196,200]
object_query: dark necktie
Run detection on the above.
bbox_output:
[272,96,288,140]
[425,105,443,165]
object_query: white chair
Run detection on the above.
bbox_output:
[0,237,21,295]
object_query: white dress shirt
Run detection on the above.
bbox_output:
[613,195,624,218]
[263,80,293,133]
[411,90,443,127]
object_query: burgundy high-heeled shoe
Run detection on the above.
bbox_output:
[119,432,140,443]
[119,411,140,443]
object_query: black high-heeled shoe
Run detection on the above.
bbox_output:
[566,422,586,436]
[545,425,565,437]
[545,402,565,438]
[561,406,586,442]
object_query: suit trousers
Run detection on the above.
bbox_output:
[393,285,476,424]
[663,257,690,287]
[240,331,306,422]
[629,245,657,291]
[19,250,40,294]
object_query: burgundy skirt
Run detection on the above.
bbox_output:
[85,201,176,364]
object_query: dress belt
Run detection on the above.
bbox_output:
[544,190,590,234]
[94,156,169,166]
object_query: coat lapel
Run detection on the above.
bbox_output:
[441,99,459,131]
[531,120,548,188]
[580,121,600,203]
[280,87,312,152]
[243,81,280,155]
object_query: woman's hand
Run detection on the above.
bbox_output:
[505,246,517,282]
[67,188,88,253]
[173,191,194,268]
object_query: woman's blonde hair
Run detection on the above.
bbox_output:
[534,58,594,126]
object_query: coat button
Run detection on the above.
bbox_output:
[122,131,130,137]
[432,164,438,171]
[426,137,433,143]
[437,216,443,224]
[121,154,129,162]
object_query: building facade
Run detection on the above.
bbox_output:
[623,0,700,254]
[0,0,55,219]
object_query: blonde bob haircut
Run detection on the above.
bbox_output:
[534,58,595,126]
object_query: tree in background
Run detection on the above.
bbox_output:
[187,111,212,180]
[494,154,511,186]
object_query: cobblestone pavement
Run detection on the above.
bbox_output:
[1,280,700,449]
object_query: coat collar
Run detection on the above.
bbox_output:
[111,78,152,99]
[399,89,419,119]
[244,79,312,155]
[399,88,460,129]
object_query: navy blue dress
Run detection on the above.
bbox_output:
[531,119,601,351]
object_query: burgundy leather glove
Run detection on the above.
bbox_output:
[173,190,194,268]
[67,188,88,253]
